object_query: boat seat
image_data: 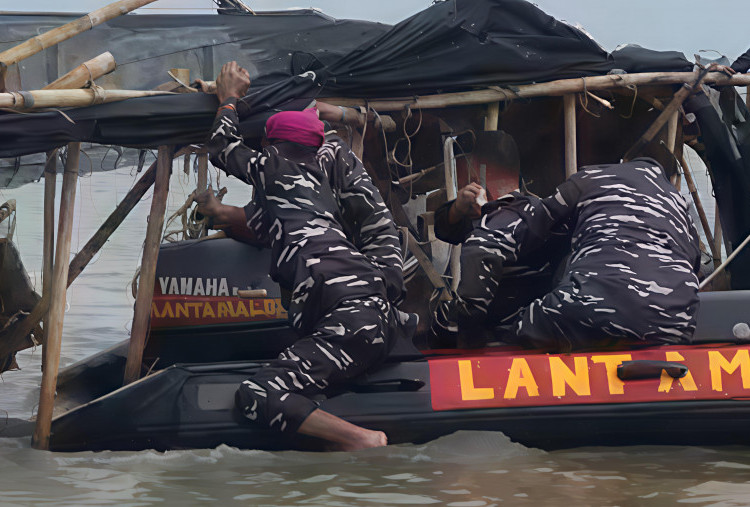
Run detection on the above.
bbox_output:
[692,290,750,343]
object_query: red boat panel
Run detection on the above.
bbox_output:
[151,295,288,328]
[428,343,750,410]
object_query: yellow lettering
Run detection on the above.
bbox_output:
[175,303,189,319]
[458,360,494,401]
[549,356,591,397]
[160,301,174,318]
[186,302,201,318]
[202,303,216,318]
[218,302,229,318]
[151,302,161,319]
[504,358,539,399]
[591,354,631,395]
[709,350,750,391]
[264,299,275,315]
[235,301,249,318]
[658,351,697,393]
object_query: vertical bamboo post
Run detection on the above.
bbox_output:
[667,112,681,189]
[197,152,208,192]
[563,94,577,178]
[746,86,750,110]
[714,202,724,260]
[484,102,500,131]
[31,142,80,450]
[40,150,57,370]
[123,145,173,385]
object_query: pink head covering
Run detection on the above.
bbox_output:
[265,108,325,147]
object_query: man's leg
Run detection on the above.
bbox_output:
[236,296,392,450]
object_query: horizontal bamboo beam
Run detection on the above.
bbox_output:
[0,0,156,68]
[326,72,750,111]
[0,88,171,109]
[44,52,116,90]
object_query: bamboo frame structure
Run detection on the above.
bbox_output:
[0,88,171,110]
[328,72,750,111]
[44,52,116,90]
[0,0,156,69]
[563,94,577,178]
[32,142,81,450]
[40,150,57,371]
[123,145,174,385]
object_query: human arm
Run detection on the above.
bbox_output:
[433,183,486,244]
[321,139,406,303]
[205,62,264,185]
[194,187,270,246]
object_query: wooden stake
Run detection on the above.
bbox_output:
[563,94,577,178]
[0,88,171,110]
[714,202,724,262]
[41,150,57,370]
[31,142,80,450]
[0,0,156,68]
[197,153,208,192]
[328,72,750,112]
[44,52,116,90]
[123,145,173,385]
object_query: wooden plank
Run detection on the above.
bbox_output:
[0,0,156,68]
[31,142,80,450]
[563,94,577,178]
[123,145,173,385]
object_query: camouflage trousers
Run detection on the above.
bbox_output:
[235,295,392,433]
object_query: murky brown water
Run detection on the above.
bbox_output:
[1,153,748,506]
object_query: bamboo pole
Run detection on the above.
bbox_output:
[484,102,500,131]
[40,150,57,371]
[44,52,116,90]
[0,88,171,110]
[563,94,577,178]
[0,0,156,69]
[123,145,173,385]
[197,152,208,192]
[678,152,720,269]
[667,112,681,189]
[623,68,709,162]
[327,72,750,112]
[31,142,80,450]
[714,202,725,261]
[0,151,193,361]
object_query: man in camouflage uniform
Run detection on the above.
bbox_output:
[206,61,409,450]
[441,159,701,351]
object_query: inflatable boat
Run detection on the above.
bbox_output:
[43,237,750,451]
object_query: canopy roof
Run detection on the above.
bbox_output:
[0,0,692,157]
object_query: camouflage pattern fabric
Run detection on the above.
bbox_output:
[208,99,407,433]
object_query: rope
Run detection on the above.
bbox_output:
[162,186,227,242]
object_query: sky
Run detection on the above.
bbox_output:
[6,0,750,62]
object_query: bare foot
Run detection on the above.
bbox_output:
[329,429,388,452]
[298,409,388,451]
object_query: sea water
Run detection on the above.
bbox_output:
[1,151,747,506]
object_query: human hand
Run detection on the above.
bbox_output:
[194,185,221,218]
[707,62,736,77]
[216,61,251,103]
[454,182,486,219]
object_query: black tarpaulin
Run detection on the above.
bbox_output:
[0,0,693,157]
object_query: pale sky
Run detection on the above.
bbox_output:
[6,0,750,63]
